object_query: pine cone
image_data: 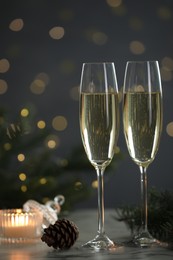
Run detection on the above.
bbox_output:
[41,218,79,249]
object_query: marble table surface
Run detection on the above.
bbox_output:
[0,209,172,260]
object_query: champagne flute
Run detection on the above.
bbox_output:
[79,62,119,250]
[122,61,163,247]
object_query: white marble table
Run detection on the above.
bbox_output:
[0,209,172,260]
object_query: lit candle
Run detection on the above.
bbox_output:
[0,209,43,243]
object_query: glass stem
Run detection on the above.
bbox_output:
[139,165,148,233]
[96,167,105,235]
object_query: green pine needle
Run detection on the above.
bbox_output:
[116,188,173,243]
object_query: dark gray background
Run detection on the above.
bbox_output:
[0,0,173,208]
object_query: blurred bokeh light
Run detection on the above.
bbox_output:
[0,0,173,208]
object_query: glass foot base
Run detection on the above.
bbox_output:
[130,231,159,248]
[82,233,120,250]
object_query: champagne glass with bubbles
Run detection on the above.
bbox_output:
[79,62,119,250]
[123,61,163,247]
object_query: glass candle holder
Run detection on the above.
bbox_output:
[0,209,43,244]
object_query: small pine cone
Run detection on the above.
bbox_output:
[41,218,79,249]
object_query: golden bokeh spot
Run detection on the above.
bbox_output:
[4,143,12,151]
[92,180,98,189]
[19,173,26,181]
[37,120,46,129]
[59,60,76,74]
[111,4,127,16]
[39,178,47,185]
[48,140,56,149]
[45,135,59,149]
[52,116,68,131]
[161,57,173,71]
[84,29,108,45]
[129,17,144,31]
[74,181,83,190]
[30,79,46,94]
[49,26,65,40]
[17,153,25,162]
[21,108,29,117]
[129,41,145,55]
[0,59,10,73]
[166,122,173,137]
[9,18,24,31]
[30,73,49,95]
[36,73,50,85]
[0,79,8,94]
[106,0,122,7]
[70,86,79,101]
[92,31,108,45]
[21,185,27,192]
[157,6,172,20]
[59,159,68,167]
[160,67,173,82]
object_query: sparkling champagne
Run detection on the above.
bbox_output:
[80,92,119,168]
[123,92,162,167]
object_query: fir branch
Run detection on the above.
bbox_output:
[116,188,173,243]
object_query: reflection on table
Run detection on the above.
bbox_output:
[0,210,172,260]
